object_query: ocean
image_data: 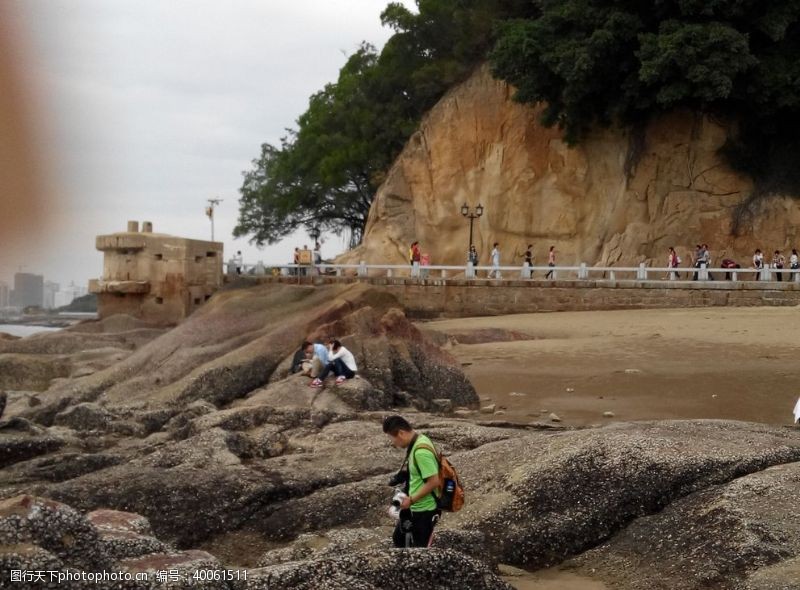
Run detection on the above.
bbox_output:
[0,324,62,337]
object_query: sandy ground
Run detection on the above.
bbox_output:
[422,306,800,428]
[422,306,800,590]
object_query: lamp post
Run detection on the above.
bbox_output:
[460,202,484,250]
[206,197,222,241]
[308,225,321,244]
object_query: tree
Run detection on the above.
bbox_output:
[490,0,800,195]
[236,1,536,247]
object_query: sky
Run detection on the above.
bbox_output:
[0,0,414,289]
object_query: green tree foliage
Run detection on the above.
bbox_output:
[490,0,800,195]
[236,0,536,247]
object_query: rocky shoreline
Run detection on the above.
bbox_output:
[2,283,799,589]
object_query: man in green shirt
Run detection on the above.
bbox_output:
[383,415,441,548]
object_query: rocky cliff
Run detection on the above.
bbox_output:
[345,64,800,268]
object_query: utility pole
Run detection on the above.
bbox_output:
[205,198,222,241]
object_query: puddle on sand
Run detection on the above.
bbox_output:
[503,567,609,590]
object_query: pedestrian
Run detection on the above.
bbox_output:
[667,247,680,280]
[310,339,357,387]
[292,247,300,276]
[410,241,421,277]
[233,250,243,275]
[521,244,533,278]
[467,245,479,279]
[753,248,764,280]
[692,244,702,280]
[383,415,441,548]
[790,249,799,282]
[772,250,785,282]
[702,243,714,280]
[545,246,556,279]
[489,243,501,278]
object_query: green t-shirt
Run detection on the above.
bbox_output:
[409,434,439,512]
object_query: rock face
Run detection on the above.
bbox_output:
[572,461,800,590]
[446,420,800,571]
[344,64,800,269]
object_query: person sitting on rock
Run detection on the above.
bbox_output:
[310,339,357,387]
[383,415,441,548]
[291,341,312,374]
[304,340,330,378]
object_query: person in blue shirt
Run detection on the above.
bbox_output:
[303,340,329,377]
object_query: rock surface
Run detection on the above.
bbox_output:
[571,460,800,590]
[343,64,800,270]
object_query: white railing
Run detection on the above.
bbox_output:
[228,261,800,284]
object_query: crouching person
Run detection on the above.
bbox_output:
[310,339,357,387]
[383,415,441,548]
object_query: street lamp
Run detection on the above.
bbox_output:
[308,225,321,244]
[206,198,222,241]
[461,202,484,250]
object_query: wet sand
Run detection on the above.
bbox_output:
[423,306,800,589]
[423,306,800,428]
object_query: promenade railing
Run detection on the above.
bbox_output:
[228,261,800,284]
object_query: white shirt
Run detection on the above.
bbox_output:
[790,253,798,267]
[491,248,500,265]
[329,346,357,372]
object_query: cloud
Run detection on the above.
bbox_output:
[2,0,416,287]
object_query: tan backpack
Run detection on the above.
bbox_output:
[413,443,465,512]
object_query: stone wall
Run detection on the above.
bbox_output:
[253,277,800,318]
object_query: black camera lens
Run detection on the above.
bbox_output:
[388,470,408,487]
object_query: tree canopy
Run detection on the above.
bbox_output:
[490,0,800,194]
[235,0,534,246]
[237,0,800,247]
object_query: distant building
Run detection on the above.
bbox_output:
[0,281,9,308]
[43,280,59,309]
[89,220,223,324]
[11,272,44,308]
[53,281,82,308]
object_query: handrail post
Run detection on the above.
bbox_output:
[732,271,737,282]
[609,270,615,281]
[638,263,647,280]
[358,261,366,278]
[387,268,393,278]
[579,262,587,280]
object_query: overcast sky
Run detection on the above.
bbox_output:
[1,0,413,288]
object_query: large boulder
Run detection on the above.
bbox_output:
[446,420,800,569]
[0,495,112,571]
[0,354,71,391]
[239,548,512,590]
[571,460,800,590]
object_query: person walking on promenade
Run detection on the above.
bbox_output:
[667,247,680,280]
[409,241,421,277]
[702,243,714,280]
[489,243,501,279]
[753,249,764,279]
[773,250,786,282]
[691,244,702,280]
[545,246,556,279]
[521,244,533,278]
[233,251,243,275]
[790,249,799,281]
[467,245,479,278]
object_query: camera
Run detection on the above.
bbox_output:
[388,488,408,520]
[391,489,407,507]
[387,469,408,488]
